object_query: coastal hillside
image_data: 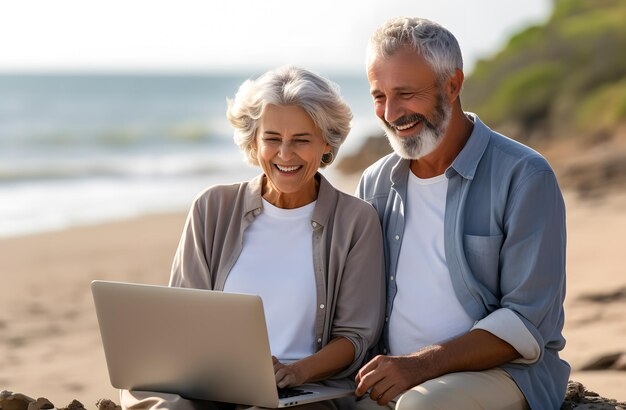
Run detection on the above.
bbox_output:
[339,0,626,197]
[464,0,626,141]
[463,0,626,196]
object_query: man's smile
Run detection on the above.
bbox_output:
[395,121,419,131]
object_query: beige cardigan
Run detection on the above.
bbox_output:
[169,172,385,379]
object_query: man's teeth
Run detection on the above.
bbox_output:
[396,122,417,131]
[276,164,300,172]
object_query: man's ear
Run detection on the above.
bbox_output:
[446,68,464,103]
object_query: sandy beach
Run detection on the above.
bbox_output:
[1,173,625,407]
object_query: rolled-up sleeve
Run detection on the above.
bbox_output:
[493,168,567,363]
[472,308,541,363]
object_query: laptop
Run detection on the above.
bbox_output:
[91,280,353,408]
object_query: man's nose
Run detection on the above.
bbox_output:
[384,98,403,124]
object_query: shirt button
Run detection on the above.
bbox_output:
[317,338,322,343]
[390,276,394,281]
[311,221,318,228]
[385,316,389,322]
[319,304,325,309]
[394,235,400,240]
[383,348,388,354]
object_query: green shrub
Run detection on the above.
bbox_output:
[463,0,626,136]
[576,77,626,132]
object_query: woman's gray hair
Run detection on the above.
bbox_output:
[367,17,463,81]
[226,66,352,168]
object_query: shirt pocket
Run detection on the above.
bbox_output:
[463,234,503,295]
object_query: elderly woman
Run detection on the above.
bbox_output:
[122,66,385,410]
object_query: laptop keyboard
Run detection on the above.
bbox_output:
[277,388,314,399]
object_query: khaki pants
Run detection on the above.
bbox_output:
[354,368,528,410]
[121,383,351,410]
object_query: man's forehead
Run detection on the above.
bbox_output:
[367,48,436,85]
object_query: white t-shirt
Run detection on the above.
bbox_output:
[388,172,475,356]
[224,199,317,361]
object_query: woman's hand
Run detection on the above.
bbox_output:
[273,356,307,388]
[272,338,355,388]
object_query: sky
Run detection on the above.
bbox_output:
[0,0,552,75]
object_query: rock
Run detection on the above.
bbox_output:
[336,133,391,175]
[0,393,54,410]
[557,151,626,199]
[27,398,54,410]
[564,380,586,402]
[613,354,626,371]
[561,380,626,409]
[580,352,624,370]
[95,399,120,410]
[579,287,626,304]
[57,400,85,410]
[3,382,624,409]
[0,391,36,410]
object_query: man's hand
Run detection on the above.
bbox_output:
[273,356,307,388]
[354,331,522,405]
[354,354,427,406]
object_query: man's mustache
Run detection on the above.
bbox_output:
[388,113,436,131]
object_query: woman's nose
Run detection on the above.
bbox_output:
[277,142,294,160]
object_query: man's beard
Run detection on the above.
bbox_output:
[381,90,452,160]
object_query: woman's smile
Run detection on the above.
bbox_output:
[274,163,303,173]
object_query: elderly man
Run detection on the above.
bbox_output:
[354,17,569,409]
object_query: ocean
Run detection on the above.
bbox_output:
[0,73,379,238]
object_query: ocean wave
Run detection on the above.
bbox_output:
[0,167,260,239]
[0,148,244,183]
[0,122,228,148]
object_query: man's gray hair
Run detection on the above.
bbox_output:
[226,66,352,168]
[368,17,463,80]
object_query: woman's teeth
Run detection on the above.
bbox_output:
[275,164,300,172]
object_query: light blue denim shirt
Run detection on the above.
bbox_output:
[357,114,570,409]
